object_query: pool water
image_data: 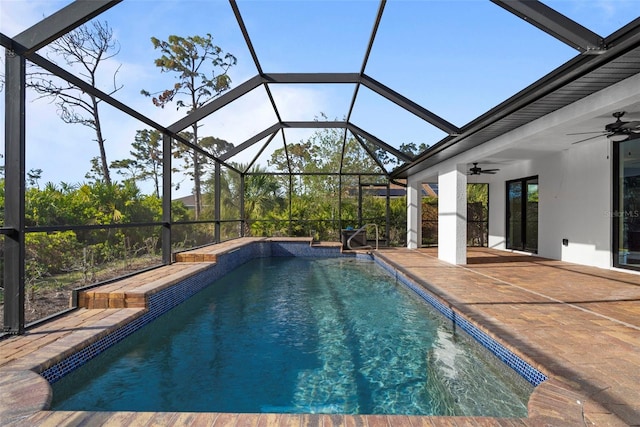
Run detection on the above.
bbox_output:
[51,257,533,416]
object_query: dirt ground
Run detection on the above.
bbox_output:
[1,286,75,326]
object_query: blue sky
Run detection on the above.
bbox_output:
[1,0,638,196]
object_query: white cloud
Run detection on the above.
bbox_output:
[0,0,68,38]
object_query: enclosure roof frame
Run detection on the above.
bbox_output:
[3,0,640,336]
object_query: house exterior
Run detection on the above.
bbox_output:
[396,22,640,271]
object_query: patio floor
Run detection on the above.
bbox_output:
[1,242,639,426]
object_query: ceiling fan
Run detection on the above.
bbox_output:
[570,111,640,144]
[468,163,499,175]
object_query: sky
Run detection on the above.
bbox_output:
[0,0,638,197]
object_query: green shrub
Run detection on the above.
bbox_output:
[25,231,83,275]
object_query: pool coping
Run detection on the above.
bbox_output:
[0,238,617,425]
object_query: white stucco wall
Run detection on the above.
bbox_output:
[487,143,611,268]
[538,143,611,268]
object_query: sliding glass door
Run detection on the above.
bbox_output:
[614,138,640,270]
[506,176,538,253]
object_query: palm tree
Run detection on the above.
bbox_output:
[214,163,285,236]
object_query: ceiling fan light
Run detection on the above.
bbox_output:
[608,133,629,142]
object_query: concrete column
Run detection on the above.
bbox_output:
[406,178,421,249]
[488,177,505,250]
[438,164,467,264]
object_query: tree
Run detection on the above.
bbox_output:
[268,122,381,195]
[142,34,237,219]
[110,159,145,184]
[372,142,429,168]
[27,168,43,188]
[85,157,106,184]
[27,20,122,185]
[199,163,284,237]
[172,134,234,198]
[111,129,164,197]
[200,135,235,158]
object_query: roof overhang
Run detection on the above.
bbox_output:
[391,17,640,179]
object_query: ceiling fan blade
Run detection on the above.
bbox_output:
[480,170,497,174]
[620,121,640,130]
[566,131,605,136]
[572,134,605,144]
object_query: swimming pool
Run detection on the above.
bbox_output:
[51,256,533,416]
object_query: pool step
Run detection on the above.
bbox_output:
[77,263,213,309]
[174,237,266,262]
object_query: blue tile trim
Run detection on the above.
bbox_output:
[41,241,545,389]
[41,265,222,384]
[373,255,548,387]
[270,241,345,257]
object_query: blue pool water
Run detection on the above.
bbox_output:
[51,257,533,416]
